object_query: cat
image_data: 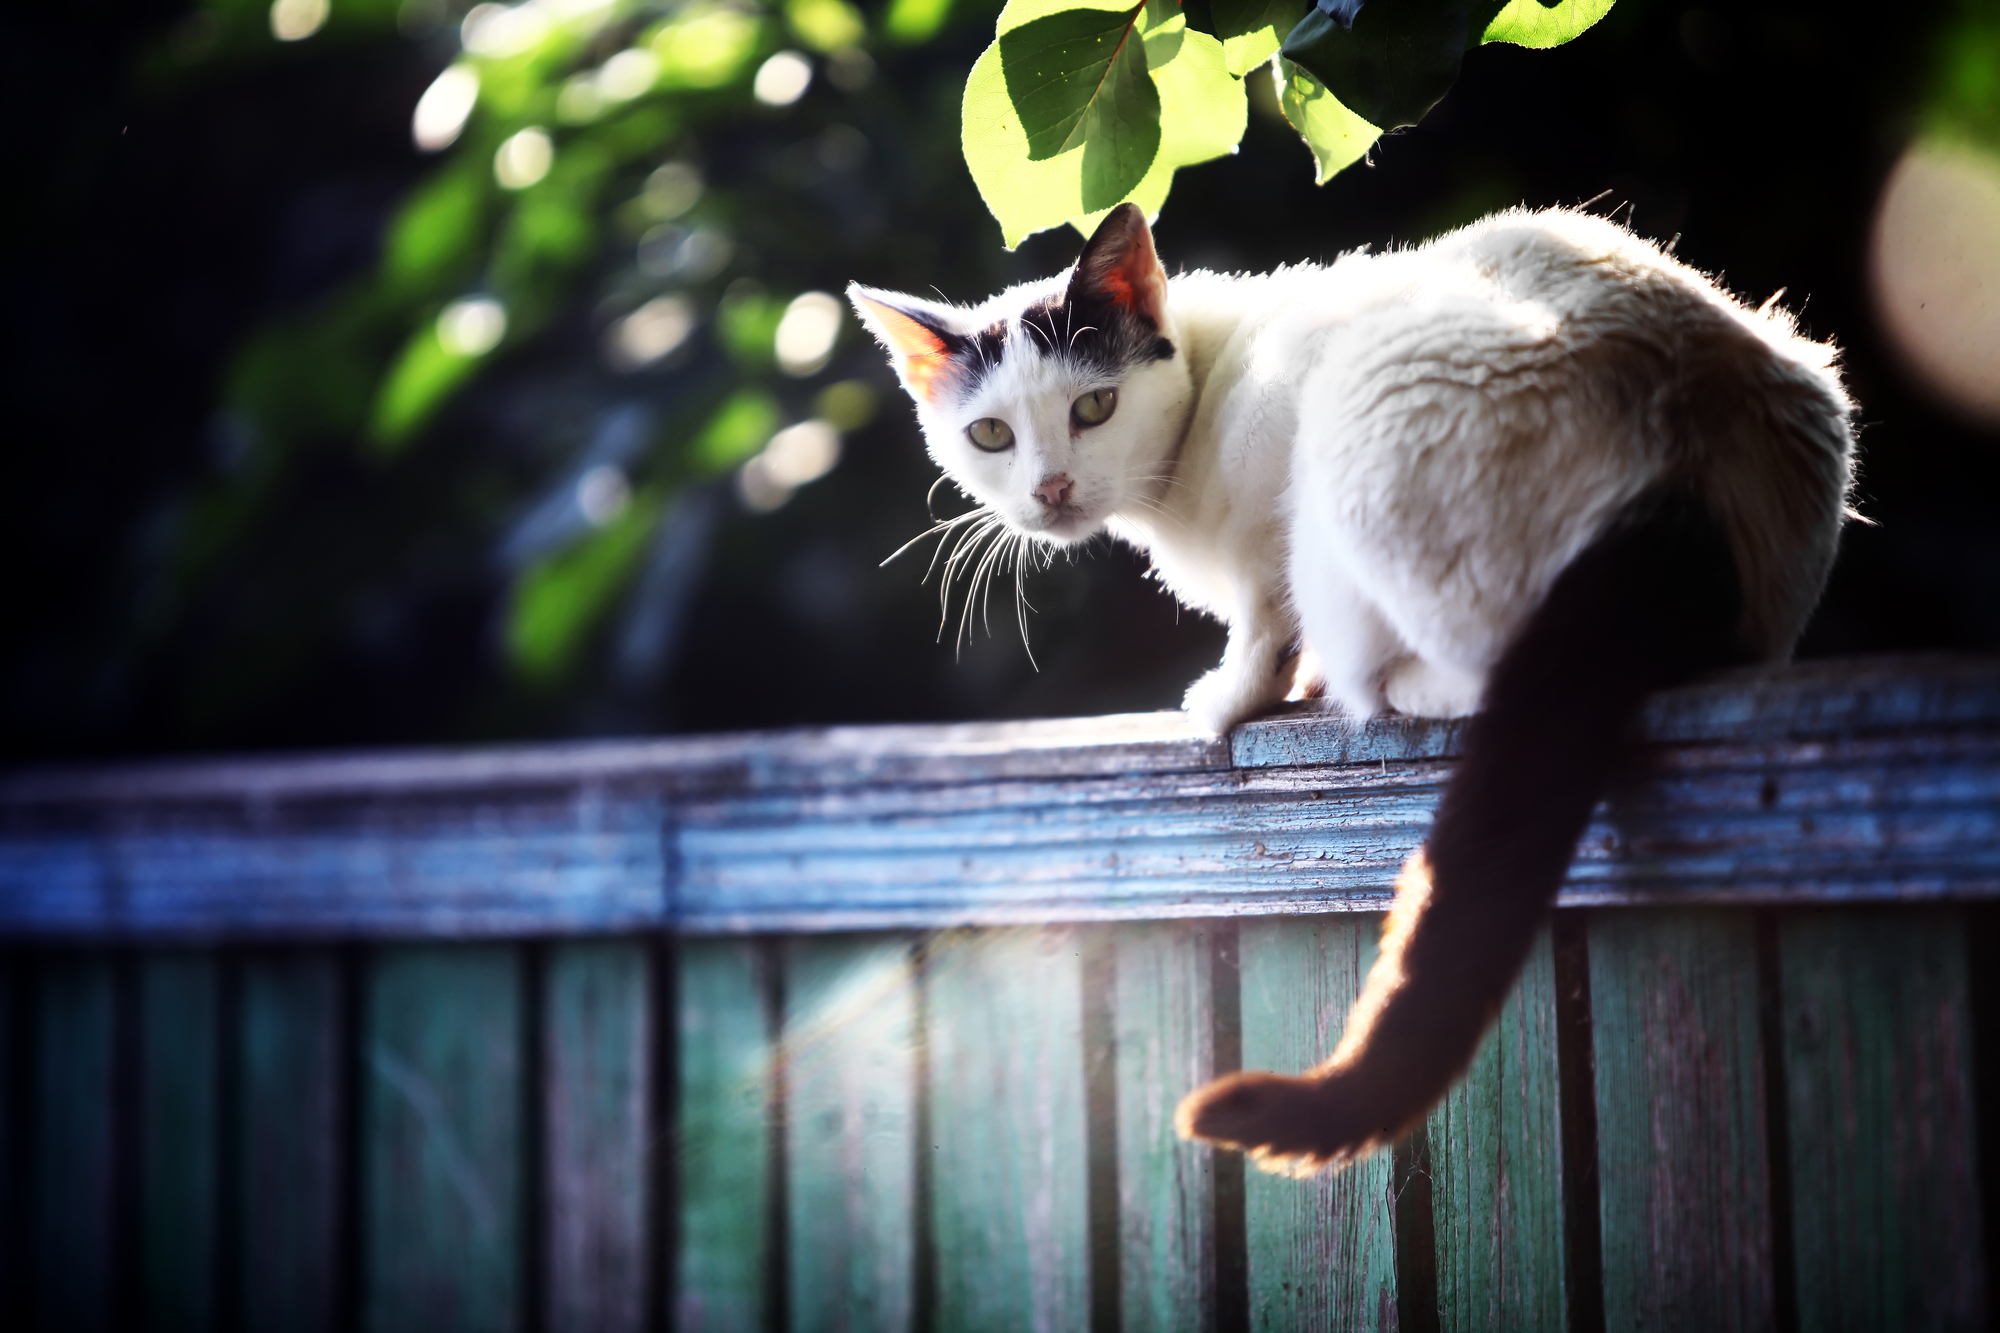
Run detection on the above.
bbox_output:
[848,202,1854,1174]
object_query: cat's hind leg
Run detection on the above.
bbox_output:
[1382,656,1483,718]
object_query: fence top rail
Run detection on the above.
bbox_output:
[5,654,1995,811]
[2,654,1996,940]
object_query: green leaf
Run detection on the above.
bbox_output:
[1212,0,1304,76]
[1000,3,1160,208]
[506,490,664,684]
[1279,0,1489,132]
[1276,55,1379,182]
[1480,0,1614,48]
[964,2,1245,245]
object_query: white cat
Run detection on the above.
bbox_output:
[849,204,1853,1174]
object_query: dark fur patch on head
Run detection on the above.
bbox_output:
[1014,293,1175,380]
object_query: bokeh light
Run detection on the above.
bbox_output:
[774,292,843,376]
[753,50,813,106]
[268,0,329,42]
[436,297,508,356]
[412,65,480,151]
[1871,138,2000,425]
[494,127,553,189]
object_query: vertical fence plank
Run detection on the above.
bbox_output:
[676,938,774,1333]
[925,925,1091,1332]
[1426,925,1566,1333]
[1239,915,1398,1332]
[35,953,117,1333]
[544,940,654,1333]
[363,945,524,1333]
[140,953,218,1333]
[240,951,344,1333]
[1779,906,1986,1329]
[1114,920,1216,1333]
[782,934,917,1333]
[1590,909,1772,1333]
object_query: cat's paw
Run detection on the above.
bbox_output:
[1183,664,1285,735]
[1382,658,1483,719]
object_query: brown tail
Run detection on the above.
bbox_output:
[1175,487,1750,1175]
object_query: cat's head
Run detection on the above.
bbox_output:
[848,204,1191,545]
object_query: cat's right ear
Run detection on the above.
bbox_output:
[847,285,962,405]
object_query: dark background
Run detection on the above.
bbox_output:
[5,0,1996,762]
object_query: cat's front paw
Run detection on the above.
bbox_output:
[1183,664,1284,735]
[1382,658,1483,719]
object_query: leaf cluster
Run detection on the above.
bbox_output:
[966,0,1614,242]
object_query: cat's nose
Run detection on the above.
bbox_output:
[1035,473,1073,508]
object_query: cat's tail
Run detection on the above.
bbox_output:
[1174,486,1749,1175]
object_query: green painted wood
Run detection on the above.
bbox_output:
[544,940,654,1333]
[1778,907,1987,1329]
[1113,920,1216,1333]
[924,925,1092,1331]
[34,953,117,1333]
[1589,910,1773,1332]
[1425,925,1565,1333]
[1238,915,1399,1331]
[239,951,343,1333]
[139,953,218,1333]
[676,938,774,1333]
[362,945,524,1333]
[782,934,918,1333]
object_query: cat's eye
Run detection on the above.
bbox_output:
[1072,388,1118,427]
[967,418,1015,452]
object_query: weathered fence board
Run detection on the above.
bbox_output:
[1239,915,1399,1331]
[362,946,525,1333]
[782,934,918,1333]
[675,938,774,1333]
[924,926,1092,1331]
[4,657,1995,937]
[1113,921,1218,1333]
[239,950,345,1333]
[139,953,218,1333]
[34,953,118,1333]
[544,940,654,1333]
[1778,907,1987,1330]
[1426,927,1567,1333]
[1589,910,1774,1332]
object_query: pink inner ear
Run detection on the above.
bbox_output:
[859,298,954,401]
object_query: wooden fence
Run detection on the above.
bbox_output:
[2,654,1997,1332]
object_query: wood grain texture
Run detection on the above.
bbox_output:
[239,951,343,1333]
[544,940,653,1333]
[1238,915,1399,1331]
[1589,910,1773,1333]
[782,935,918,1333]
[1778,907,1987,1330]
[3,657,1996,938]
[924,926,1092,1332]
[140,953,218,1333]
[1426,927,1566,1333]
[362,945,524,1333]
[34,953,117,1333]
[1112,920,1217,1333]
[675,938,774,1333]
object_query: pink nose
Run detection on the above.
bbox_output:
[1035,473,1073,508]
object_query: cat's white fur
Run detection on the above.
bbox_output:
[860,208,1853,733]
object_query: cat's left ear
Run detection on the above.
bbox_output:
[1069,203,1169,329]
[847,284,964,404]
